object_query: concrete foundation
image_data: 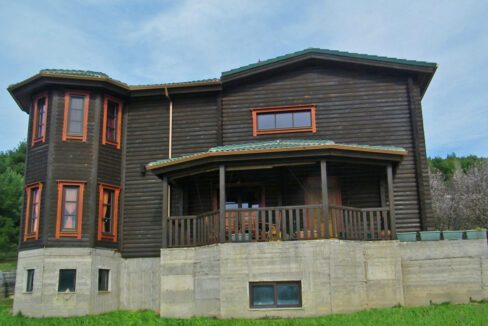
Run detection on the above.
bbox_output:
[160,240,488,318]
[13,240,488,318]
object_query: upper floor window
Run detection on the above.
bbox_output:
[24,182,43,241]
[251,105,316,136]
[98,183,120,242]
[63,91,89,142]
[31,93,48,146]
[102,96,122,149]
[56,181,85,239]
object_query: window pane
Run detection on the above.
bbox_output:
[257,114,275,130]
[252,285,275,306]
[68,121,82,135]
[28,188,39,234]
[69,109,83,122]
[98,269,110,291]
[293,111,311,128]
[64,187,78,202]
[62,187,79,230]
[68,96,84,136]
[103,190,114,234]
[275,112,293,129]
[70,96,84,110]
[26,269,35,292]
[58,269,76,292]
[36,98,46,138]
[277,284,300,305]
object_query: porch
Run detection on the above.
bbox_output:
[146,140,405,248]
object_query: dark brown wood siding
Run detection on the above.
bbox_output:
[121,93,219,257]
[19,92,51,250]
[222,65,431,232]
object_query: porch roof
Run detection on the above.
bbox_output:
[146,139,406,174]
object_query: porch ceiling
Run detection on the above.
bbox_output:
[147,139,406,177]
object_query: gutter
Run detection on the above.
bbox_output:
[164,87,173,216]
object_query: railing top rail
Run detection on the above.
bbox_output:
[168,215,197,220]
[361,207,390,212]
[226,204,323,212]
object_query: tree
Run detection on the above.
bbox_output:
[0,142,26,256]
[430,161,488,230]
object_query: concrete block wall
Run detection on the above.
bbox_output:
[160,239,488,319]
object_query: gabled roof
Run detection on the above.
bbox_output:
[222,48,437,77]
[147,139,407,173]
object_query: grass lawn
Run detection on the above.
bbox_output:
[0,299,487,325]
[0,261,17,271]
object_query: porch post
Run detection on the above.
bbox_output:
[162,176,169,248]
[320,160,329,239]
[219,165,226,243]
[386,164,397,239]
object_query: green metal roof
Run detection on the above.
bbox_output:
[40,69,110,78]
[222,48,437,77]
[147,139,406,168]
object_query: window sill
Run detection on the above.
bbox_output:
[249,307,304,311]
[22,291,33,294]
[57,291,76,294]
[98,290,111,294]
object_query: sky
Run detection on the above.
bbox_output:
[0,0,487,157]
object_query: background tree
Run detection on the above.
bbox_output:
[0,142,25,258]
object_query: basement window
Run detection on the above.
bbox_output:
[249,281,302,308]
[26,269,35,293]
[58,269,76,292]
[252,105,316,136]
[98,269,110,292]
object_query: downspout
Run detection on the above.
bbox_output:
[164,87,172,216]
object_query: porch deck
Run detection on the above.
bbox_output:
[165,204,392,248]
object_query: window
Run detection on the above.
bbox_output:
[31,93,48,145]
[249,281,301,308]
[24,182,43,241]
[98,269,110,292]
[58,269,76,292]
[26,269,35,293]
[98,184,120,242]
[251,105,316,136]
[62,91,89,141]
[56,181,85,239]
[102,96,122,149]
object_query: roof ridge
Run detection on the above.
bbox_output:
[221,48,437,77]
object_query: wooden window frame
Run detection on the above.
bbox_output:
[249,281,302,308]
[251,104,317,137]
[24,182,43,241]
[62,91,90,142]
[31,92,48,146]
[102,96,123,149]
[55,180,85,239]
[97,183,120,242]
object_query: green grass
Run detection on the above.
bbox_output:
[0,261,17,271]
[0,299,487,325]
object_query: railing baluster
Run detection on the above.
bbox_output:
[384,209,389,240]
[376,211,381,240]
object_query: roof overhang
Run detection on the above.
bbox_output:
[147,143,407,178]
[8,72,222,113]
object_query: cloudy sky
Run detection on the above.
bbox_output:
[0,0,486,157]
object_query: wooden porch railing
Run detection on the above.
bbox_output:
[166,205,392,248]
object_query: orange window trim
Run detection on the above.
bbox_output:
[97,183,120,242]
[251,104,317,137]
[55,180,86,240]
[62,91,90,142]
[24,182,43,241]
[31,92,49,146]
[102,95,123,149]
